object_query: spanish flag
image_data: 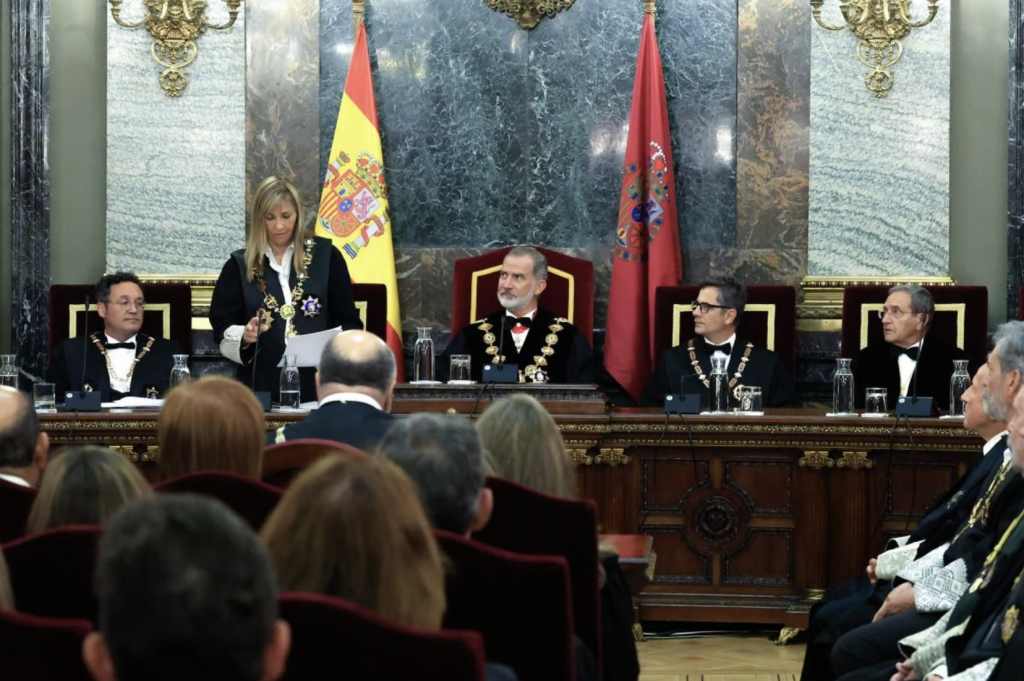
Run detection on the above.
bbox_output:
[317,22,405,378]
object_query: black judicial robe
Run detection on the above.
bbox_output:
[210,237,362,400]
[47,333,181,402]
[640,337,798,409]
[265,400,396,450]
[851,338,968,411]
[438,309,593,384]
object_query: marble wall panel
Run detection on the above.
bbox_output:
[808,3,950,276]
[107,1,246,274]
[1010,0,1024,319]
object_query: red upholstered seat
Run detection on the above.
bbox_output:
[154,472,283,531]
[653,285,798,374]
[278,591,486,681]
[840,285,988,368]
[451,247,595,344]
[436,530,576,681]
[0,479,36,544]
[471,477,602,670]
[262,439,369,488]
[0,608,93,681]
[3,525,102,622]
[351,282,388,340]
[48,283,192,356]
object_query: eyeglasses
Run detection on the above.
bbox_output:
[691,301,729,314]
[877,306,910,320]
[106,299,146,311]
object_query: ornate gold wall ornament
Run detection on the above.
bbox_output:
[837,450,875,469]
[484,0,576,30]
[108,0,243,97]
[567,448,594,466]
[111,445,161,463]
[809,0,939,98]
[595,447,630,467]
[798,450,835,468]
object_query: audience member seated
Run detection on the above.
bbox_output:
[476,394,573,499]
[26,446,150,534]
[0,387,49,488]
[81,494,291,681]
[641,277,798,409]
[266,330,396,449]
[851,284,968,411]
[0,547,13,610]
[47,272,182,401]
[158,375,265,481]
[377,413,493,536]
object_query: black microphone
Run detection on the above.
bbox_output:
[665,369,701,414]
[250,309,272,411]
[482,314,518,384]
[64,294,102,411]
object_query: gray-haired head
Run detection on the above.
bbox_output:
[698,277,746,323]
[506,246,548,281]
[888,285,935,330]
[984,321,1024,421]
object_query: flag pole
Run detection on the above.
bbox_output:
[645,0,657,24]
[352,0,365,36]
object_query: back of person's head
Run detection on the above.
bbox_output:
[0,546,13,610]
[260,452,445,630]
[376,413,491,535]
[317,330,397,405]
[158,376,265,481]
[26,446,151,534]
[476,394,573,499]
[83,494,289,681]
[0,386,48,482]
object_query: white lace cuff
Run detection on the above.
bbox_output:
[878,540,925,581]
[898,544,949,584]
[944,657,998,681]
[220,325,247,364]
[914,558,969,613]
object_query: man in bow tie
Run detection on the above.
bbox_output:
[851,285,967,411]
[640,277,798,408]
[47,272,181,402]
[438,246,593,383]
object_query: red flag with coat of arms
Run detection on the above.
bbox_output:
[604,12,683,402]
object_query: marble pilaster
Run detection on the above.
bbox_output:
[10,0,51,379]
[1009,0,1024,319]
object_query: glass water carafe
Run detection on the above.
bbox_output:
[709,354,729,413]
[168,354,191,390]
[833,358,855,415]
[279,354,301,409]
[413,327,435,382]
[0,355,17,389]
[949,359,971,416]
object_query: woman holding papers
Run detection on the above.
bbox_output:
[210,176,362,401]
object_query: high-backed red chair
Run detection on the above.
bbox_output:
[840,285,988,368]
[261,439,368,489]
[351,283,388,340]
[3,525,102,622]
[451,247,595,344]
[653,285,797,374]
[472,477,602,670]
[436,530,576,681]
[0,609,93,681]
[0,479,37,544]
[278,592,486,681]
[48,283,192,356]
[153,472,283,531]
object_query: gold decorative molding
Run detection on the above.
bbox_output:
[595,447,630,467]
[798,450,834,469]
[797,275,956,332]
[352,0,365,35]
[775,626,802,646]
[484,0,576,30]
[111,445,161,463]
[567,447,594,466]
[108,0,243,97]
[836,450,874,470]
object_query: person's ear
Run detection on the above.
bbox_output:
[314,372,322,401]
[383,379,397,413]
[96,302,108,321]
[468,488,494,537]
[259,620,292,681]
[724,308,737,327]
[82,632,118,681]
[534,278,547,297]
[33,432,49,479]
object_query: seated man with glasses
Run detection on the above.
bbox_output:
[47,272,182,402]
[641,277,798,408]
[851,284,966,411]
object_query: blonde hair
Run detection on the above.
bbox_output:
[26,446,151,534]
[158,376,266,481]
[0,547,13,609]
[245,175,308,282]
[476,393,573,499]
[261,452,446,630]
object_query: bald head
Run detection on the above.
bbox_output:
[316,331,397,408]
[0,387,48,485]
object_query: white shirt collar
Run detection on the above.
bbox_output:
[319,391,383,411]
[104,333,138,348]
[0,472,31,487]
[983,430,1009,456]
[506,309,538,321]
[266,245,295,273]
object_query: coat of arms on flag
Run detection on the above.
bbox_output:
[319,150,390,260]
[615,141,671,264]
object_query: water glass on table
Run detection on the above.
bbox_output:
[449,355,473,384]
[735,386,763,414]
[864,387,888,416]
[33,383,56,412]
[279,354,301,410]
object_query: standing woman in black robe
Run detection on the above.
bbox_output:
[210,176,362,401]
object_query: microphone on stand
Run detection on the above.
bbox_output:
[250,309,272,411]
[64,294,102,412]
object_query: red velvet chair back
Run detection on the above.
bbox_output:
[2,525,102,622]
[153,472,283,531]
[839,285,988,368]
[351,283,388,340]
[0,608,93,681]
[48,283,193,356]
[451,247,595,344]
[261,439,368,489]
[653,285,798,374]
[436,530,575,681]
[278,592,486,681]
[0,479,36,544]
[472,477,602,668]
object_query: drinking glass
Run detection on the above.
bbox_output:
[33,383,56,412]
[279,354,301,410]
[865,387,888,416]
[948,360,971,417]
[169,354,191,390]
[0,355,17,389]
[736,386,763,413]
[449,355,472,384]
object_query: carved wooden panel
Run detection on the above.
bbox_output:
[723,458,795,516]
[640,456,710,514]
[884,460,960,518]
[641,526,713,585]
[723,530,795,587]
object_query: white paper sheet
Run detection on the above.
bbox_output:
[101,397,164,409]
[276,327,343,368]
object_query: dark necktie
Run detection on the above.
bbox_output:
[702,340,731,355]
[105,342,136,351]
[891,345,920,361]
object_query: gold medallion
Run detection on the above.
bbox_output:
[280,304,296,320]
[486,346,498,355]
[545,333,559,345]
[541,346,554,356]
[1003,605,1019,644]
[484,333,496,345]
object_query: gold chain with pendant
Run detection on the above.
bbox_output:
[254,238,315,338]
[90,334,154,384]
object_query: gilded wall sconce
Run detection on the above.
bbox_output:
[485,0,576,30]
[109,0,243,97]
[809,0,939,98]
